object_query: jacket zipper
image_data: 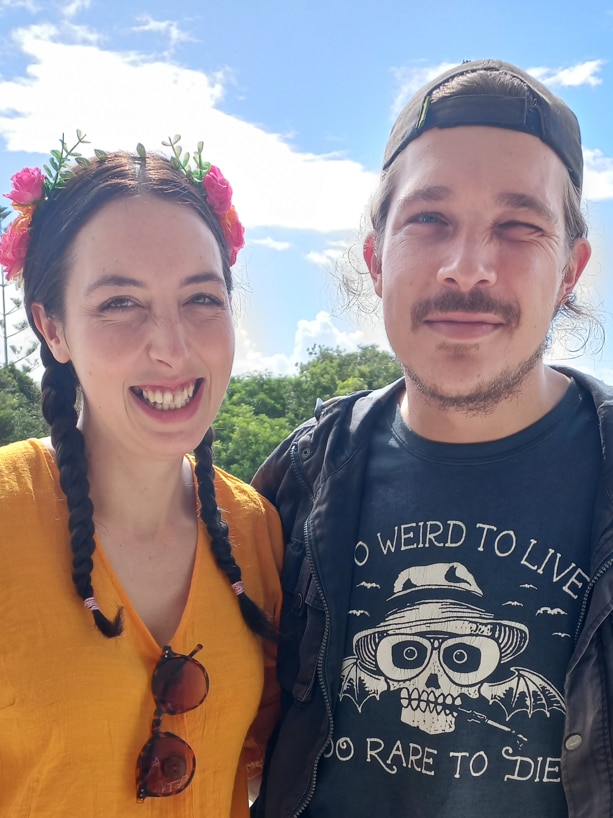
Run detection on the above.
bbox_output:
[574,552,613,640]
[289,439,334,818]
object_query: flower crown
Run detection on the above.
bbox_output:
[0,132,245,286]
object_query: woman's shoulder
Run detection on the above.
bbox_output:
[213,465,284,566]
[213,464,276,517]
[0,438,58,519]
[0,437,52,479]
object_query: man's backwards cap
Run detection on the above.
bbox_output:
[383,58,583,193]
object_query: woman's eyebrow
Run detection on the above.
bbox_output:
[84,271,225,297]
[84,274,143,296]
[180,272,225,287]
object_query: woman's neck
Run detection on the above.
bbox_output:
[87,446,195,538]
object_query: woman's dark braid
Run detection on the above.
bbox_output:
[40,342,123,638]
[194,428,277,641]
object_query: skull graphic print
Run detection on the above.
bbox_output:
[340,563,564,740]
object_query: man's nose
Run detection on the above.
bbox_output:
[436,233,497,291]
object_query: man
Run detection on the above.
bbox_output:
[253,59,612,818]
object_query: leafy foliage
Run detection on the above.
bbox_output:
[0,364,48,445]
[162,134,211,182]
[0,287,38,370]
[213,345,401,482]
[43,131,90,192]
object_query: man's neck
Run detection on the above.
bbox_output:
[400,365,571,444]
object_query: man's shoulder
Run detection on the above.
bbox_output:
[555,365,613,406]
[267,378,403,451]
[310,377,404,431]
[253,379,404,496]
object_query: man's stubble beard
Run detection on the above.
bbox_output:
[400,288,553,416]
[402,340,548,417]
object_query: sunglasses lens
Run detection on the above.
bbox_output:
[153,654,209,714]
[137,732,196,799]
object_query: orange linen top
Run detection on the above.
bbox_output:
[0,438,283,818]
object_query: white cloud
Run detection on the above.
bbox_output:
[0,25,225,136]
[233,310,370,375]
[306,239,351,269]
[251,237,292,251]
[0,26,377,233]
[292,311,363,360]
[583,148,613,201]
[61,0,91,18]
[132,13,194,53]
[527,60,606,88]
[233,325,297,376]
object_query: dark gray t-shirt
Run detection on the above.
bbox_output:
[306,380,601,818]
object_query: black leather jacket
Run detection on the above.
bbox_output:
[252,369,613,818]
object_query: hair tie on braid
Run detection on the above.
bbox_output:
[40,342,123,639]
[231,581,245,596]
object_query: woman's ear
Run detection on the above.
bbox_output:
[30,303,71,364]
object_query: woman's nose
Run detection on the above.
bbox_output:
[147,315,190,366]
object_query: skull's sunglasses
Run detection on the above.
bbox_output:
[136,644,210,802]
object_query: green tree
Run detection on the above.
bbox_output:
[223,373,295,419]
[213,402,294,482]
[0,286,38,370]
[213,345,401,481]
[288,344,402,425]
[0,364,48,445]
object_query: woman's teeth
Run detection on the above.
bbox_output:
[138,383,196,410]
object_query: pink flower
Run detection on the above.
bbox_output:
[202,165,233,214]
[0,223,30,281]
[5,167,45,205]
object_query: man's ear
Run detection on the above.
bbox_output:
[559,238,591,305]
[364,231,383,297]
[30,303,71,364]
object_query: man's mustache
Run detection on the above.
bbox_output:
[412,290,520,326]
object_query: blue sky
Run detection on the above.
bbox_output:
[0,0,611,382]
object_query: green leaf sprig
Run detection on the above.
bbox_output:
[42,130,90,196]
[162,135,211,183]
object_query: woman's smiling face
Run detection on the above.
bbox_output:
[33,194,235,460]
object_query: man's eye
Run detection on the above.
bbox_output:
[411,212,444,225]
[499,220,543,235]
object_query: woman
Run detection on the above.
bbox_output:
[0,134,283,816]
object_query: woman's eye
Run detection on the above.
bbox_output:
[188,293,223,307]
[99,296,136,311]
